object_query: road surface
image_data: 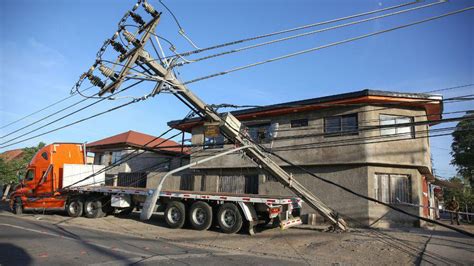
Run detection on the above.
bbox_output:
[0,214,301,265]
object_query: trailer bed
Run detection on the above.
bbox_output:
[68,185,301,205]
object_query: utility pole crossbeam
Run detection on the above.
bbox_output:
[85,0,347,231]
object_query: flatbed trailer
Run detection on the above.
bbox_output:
[10,143,302,235]
[66,185,303,235]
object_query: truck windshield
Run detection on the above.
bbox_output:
[24,170,35,181]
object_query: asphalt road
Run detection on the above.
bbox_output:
[0,214,300,265]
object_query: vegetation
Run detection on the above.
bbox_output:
[0,142,45,185]
[445,115,474,215]
[442,177,473,208]
[451,116,474,187]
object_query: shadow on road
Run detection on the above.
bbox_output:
[0,243,33,265]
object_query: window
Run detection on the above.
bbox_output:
[204,134,225,149]
[291,119,308,128]
[24,169,35,181]
[380,114,414,136]
[41,152,48,160]
[374,174,411,203]
[218,175,258,194]
[111,151,122,164]
[247,123,278,144]
[324,114,358,136]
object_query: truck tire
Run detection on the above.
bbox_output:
[188,201,212,231]
[13,197,23,215]
[164,201,186,229]
[84,198,105,218]
[67,199,84,217]
[217,203,243,234]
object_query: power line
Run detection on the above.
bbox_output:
[0,81,147,149]
[1,89,95,139]
[424,83,474,93]
[0,81,144,147]
[0,86,94,130]
[182,7,474,85]
[175,0,446,66]
[168,0,421,59]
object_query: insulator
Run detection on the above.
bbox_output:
[99,64,115,78]
[130,12,145,26]
[88,66,95,74]
[123,30,137,44]
[143,2,158,16]
[110,40,127,54]
[87,74,105,88]
[132,3,139,11]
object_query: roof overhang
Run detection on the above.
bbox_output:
[168,90,443,132]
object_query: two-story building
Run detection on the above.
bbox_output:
[87,130,190,190]
[167,89,443,228]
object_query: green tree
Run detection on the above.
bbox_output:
[451,115,474,187]
[0,142,46,185]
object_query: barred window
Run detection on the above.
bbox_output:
[374,174,411,203]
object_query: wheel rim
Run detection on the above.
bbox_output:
[167,206,181,223]
[221,209,236,228]
[86,202,96,213]
[192,208,206,226]
[69,202,79,214]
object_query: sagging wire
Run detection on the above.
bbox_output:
[158,0,201,49]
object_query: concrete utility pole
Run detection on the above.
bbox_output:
[88,1,347,231]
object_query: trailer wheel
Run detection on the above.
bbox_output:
[13,197,23,215]
[217,203,243,234]
[84,198,105,218]
[189,201,212,231]
[164,201,186,229]
[67,199,83,217]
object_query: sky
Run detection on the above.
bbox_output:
[0,0,472,179]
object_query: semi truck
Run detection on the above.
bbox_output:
[10,143,302,234]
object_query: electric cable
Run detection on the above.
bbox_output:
[182,7,474,85]
[0,86,95,130]
[175,0,446,66]
[167,0,422,59]
[1,87,95,139]
[0,81,146,149]
[0,81,144,147]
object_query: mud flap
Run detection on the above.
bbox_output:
[238,202,258,235]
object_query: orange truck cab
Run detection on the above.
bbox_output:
[10,143,85,213]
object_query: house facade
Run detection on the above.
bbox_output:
[87,130,190,190]
[168,89,443,228]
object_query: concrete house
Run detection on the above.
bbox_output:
[167,89,443,227]
[87,130,190,189]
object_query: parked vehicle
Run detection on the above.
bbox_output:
[10,143,302,234]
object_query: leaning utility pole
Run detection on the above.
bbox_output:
[79,0,347,231]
